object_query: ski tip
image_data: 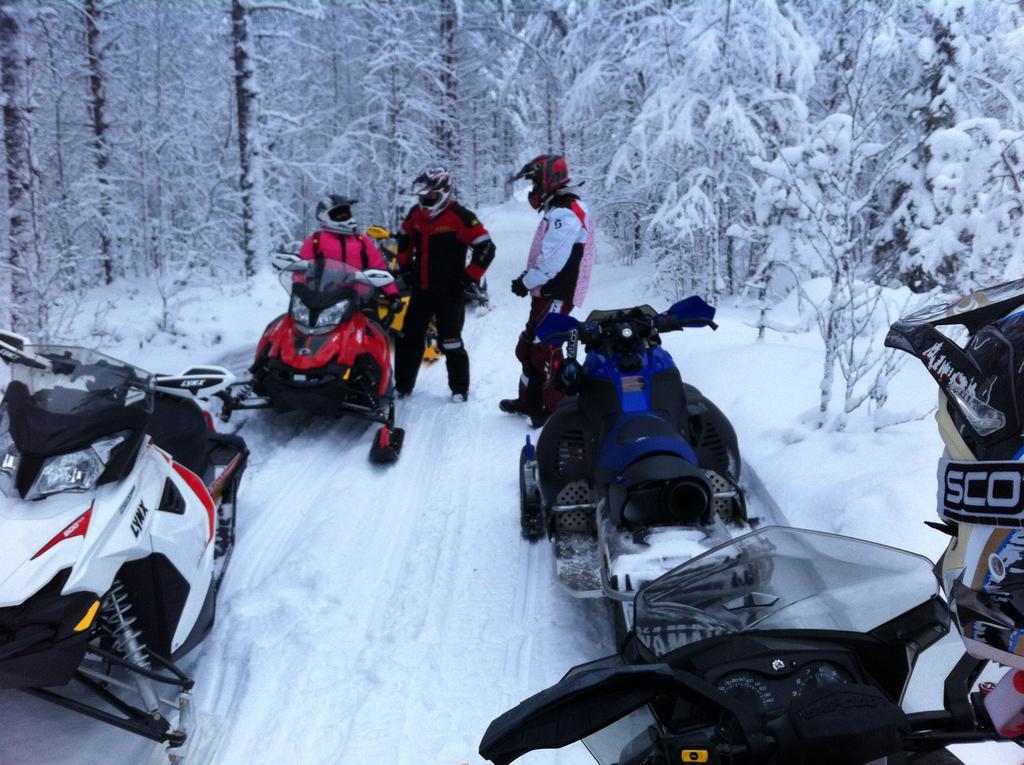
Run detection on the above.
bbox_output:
[369,426,404,464]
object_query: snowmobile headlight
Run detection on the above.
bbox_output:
[26,432,129,500]
[316,300,350,328]
[290,297,311,327]
[0,405,21,499]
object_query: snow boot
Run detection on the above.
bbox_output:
[499,398,529,415]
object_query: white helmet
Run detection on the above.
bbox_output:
[412,167,453,218]
[315,194,358,234]
[886,279,1024,669]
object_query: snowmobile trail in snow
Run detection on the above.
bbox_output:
[191,219,615,763]
[0,202,776,765]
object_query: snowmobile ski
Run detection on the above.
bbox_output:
[519,438,544,541]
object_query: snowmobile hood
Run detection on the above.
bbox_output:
[260,312,390,374]
[0,493,96,607]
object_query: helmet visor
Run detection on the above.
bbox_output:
[418,190,441,206]
[327,205,352,223]
[896,278,1024,329]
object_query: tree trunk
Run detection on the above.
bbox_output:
[85,0,113,283]
[1,6,36,334]
[438,0,457,163]
[231,0,267,277]
[818,274,843,428]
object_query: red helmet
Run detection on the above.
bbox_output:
[514,155,570,210]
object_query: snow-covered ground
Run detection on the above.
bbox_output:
[0,199,1019,764]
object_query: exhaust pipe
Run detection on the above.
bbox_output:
[660,478,710,525]
[611,455,714,529]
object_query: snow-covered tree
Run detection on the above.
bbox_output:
[753,114,895,428]
[83,0,114,283]
[910,119,1024,284]
[875,2,972,291]
[1,4,40,334]
[231,0,270,277]
[560,0,819,298]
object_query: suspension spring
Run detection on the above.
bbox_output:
[99,580,151,670]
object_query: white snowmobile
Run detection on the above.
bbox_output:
[0,331,248,763]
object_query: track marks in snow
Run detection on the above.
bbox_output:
[189,204,615,765]
[0,202,610,765]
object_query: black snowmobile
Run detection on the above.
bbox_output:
[481,526,985,765]
[519,298,751,625]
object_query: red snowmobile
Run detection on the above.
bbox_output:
[220,257,404,463]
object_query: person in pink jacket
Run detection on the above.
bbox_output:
[299,195,401,302]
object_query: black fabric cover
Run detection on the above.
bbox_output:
[5,381,150,495]
[146,396,210,476]
[6,381,147,457]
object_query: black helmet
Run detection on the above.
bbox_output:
[316,194,358,234]
[886,279,1024,461]
[886,278,1024,671]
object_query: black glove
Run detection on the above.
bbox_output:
[396,264,417,290]
[388,295,405,315]
[511,276,529,298]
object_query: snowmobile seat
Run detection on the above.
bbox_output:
[147,395,213,477]
[536,399,594,505]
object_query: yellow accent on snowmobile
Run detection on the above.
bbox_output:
[381,294,411,332]
[74,600,101,632]
[680,751,709,763]
[423,330,443,363]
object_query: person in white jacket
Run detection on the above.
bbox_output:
[501,154,595,427]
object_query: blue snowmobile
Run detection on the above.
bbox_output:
[519,297,749,622]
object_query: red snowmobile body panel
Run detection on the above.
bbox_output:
[251,311,393,419]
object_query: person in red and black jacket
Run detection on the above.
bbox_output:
[394,167,495,401]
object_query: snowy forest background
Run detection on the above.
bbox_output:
[2,0,1024,425]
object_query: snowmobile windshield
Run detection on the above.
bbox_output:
[1,346,154,492]
[633,526,938,658]
[280,259,377,311]
[7,346,154,418]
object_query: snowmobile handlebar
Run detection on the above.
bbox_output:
[539,314,716,357]
[655,313,718,333]
[582,313,715,348]
[478,658,1004,765]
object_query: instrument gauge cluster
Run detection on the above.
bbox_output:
[712,658,856,714]
[793,661,854,694]
[715,671,777,713]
